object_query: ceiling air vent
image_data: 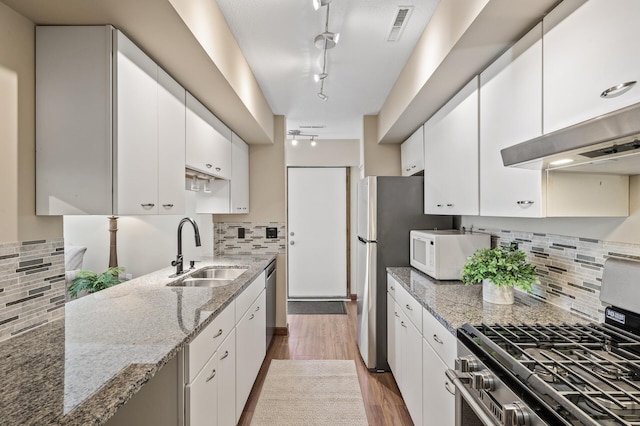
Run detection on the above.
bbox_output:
[387,6,413,42]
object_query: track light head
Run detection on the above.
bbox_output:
[314,31,340,49]
[312,0,332,11]
[317,92,328,101]
[314,73,328,82]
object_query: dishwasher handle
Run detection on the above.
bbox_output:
[266,260,276,280]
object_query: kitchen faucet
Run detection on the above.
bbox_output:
[171,217,202,276]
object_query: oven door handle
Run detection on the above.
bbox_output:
[446,369,500,426]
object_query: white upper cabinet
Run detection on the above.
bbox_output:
[480,23,545,218]
[185,93,232,180]
[401,126,424,176]
[35,26,186,216]
[424,77,479,215]
[230,132,250,213]
[157,69,187,215]
[544,0,640,134]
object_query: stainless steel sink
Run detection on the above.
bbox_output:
[189,268,246,280]
[178,278,235,287]
[168,267,247,288]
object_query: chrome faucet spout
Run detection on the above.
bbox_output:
[171,217,202,276]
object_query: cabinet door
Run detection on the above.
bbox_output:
[424,77,479,215]
[235,290,266,422]
[386,293,400,377]
[401,126,424,176]
[217,330,236,426]
[422,339,454,426]
[186,352,218,426]
[480,23,545,217]
[544,0,640,134]
[115,30,159,215]
[230,132,250,213]
[157,68,186,215]
[400,310,423,426]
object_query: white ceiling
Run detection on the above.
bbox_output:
[216,0,440,140]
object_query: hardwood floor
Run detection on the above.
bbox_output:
[238,301,413,425]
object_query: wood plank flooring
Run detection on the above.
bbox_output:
[238,301,413,425]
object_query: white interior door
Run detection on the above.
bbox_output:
[288,167,347,298]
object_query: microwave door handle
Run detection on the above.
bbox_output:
[445,370,500,426]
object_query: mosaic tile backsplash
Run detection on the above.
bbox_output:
[214,222,286,256]
[478,228,640,322]
[0,239,66,341]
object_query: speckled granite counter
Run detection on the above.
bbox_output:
[387,267,587,336]
[0,255,275,426]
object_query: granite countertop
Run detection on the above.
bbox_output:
[387,267,588,336]
[0,254,276,426]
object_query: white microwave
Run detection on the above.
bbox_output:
[410,230,490,280]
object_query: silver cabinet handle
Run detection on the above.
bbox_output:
[436,204,443,207]
[390,285,395,291]
[445,381,455,395]
[405,168,411,172]
[220,350,229,360]
[516,200,534,205]
[446,203,454,207]
[401,321,407,328]
[162,204,174,208]
[215,167,221,171]
[206,164,212,168]
[205,369,217,382]
[600,81,637,98]
[290,232,295,236]
[249,314,255,320]
[405,304,413,311]
[411,165,416,169]
[255,306,260,312]
[213,329,223,338]
[394,311,400,318]
[141,203,155,208]
[290,241,295,245]
[433,334,443,344]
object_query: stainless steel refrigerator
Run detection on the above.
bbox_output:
[356,176,453,371]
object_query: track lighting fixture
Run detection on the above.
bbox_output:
[312,0,332,11]
[317,92,328,101]
[314,31,340,49]
[310,137,317,147]
[314,72,328,82]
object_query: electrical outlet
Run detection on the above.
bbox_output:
[266,227,278,239]
[238,227,245,239]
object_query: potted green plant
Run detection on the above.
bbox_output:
[68,266,125,299]
[461,247,538,304]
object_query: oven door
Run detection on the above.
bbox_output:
[446,369,499,426]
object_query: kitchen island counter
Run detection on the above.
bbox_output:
[0,254,275,426]
[387,266,587,336]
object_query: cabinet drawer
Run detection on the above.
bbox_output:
[422,307,456,369]
[396,284,422,333]
[185,349,218,426]
[387,274,399,301]
[235,271,266,322]
[186,302,235,383]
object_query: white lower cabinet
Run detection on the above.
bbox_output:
[399,309,423,426]
[422,338,454,426]
[235,290,267,423]
[386,293,400,378]
[186,351,219,426]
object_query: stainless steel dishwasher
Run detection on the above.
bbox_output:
[266,260,276,348]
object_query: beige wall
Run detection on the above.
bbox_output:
[215,115,287,328]
[362,115,401,177]
[0,3,62,244]
[285,138,359,167]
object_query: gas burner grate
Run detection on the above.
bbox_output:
[467,323,640,425]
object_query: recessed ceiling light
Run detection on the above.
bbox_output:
[291,139,298,146]
[549,158,574,166]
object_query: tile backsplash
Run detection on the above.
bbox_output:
[479,228,640,322]
[0,239,66,341]
[214,222,286,256]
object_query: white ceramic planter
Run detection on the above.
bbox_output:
[482,279,514,305]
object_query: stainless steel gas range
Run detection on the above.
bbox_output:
[447,257,640,426]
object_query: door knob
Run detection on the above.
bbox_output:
[290,241,295,246]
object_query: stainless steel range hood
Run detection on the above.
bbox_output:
[500,102,640,174]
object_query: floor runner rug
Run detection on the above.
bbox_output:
[288,301,347,315]
[250,360,368,425]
